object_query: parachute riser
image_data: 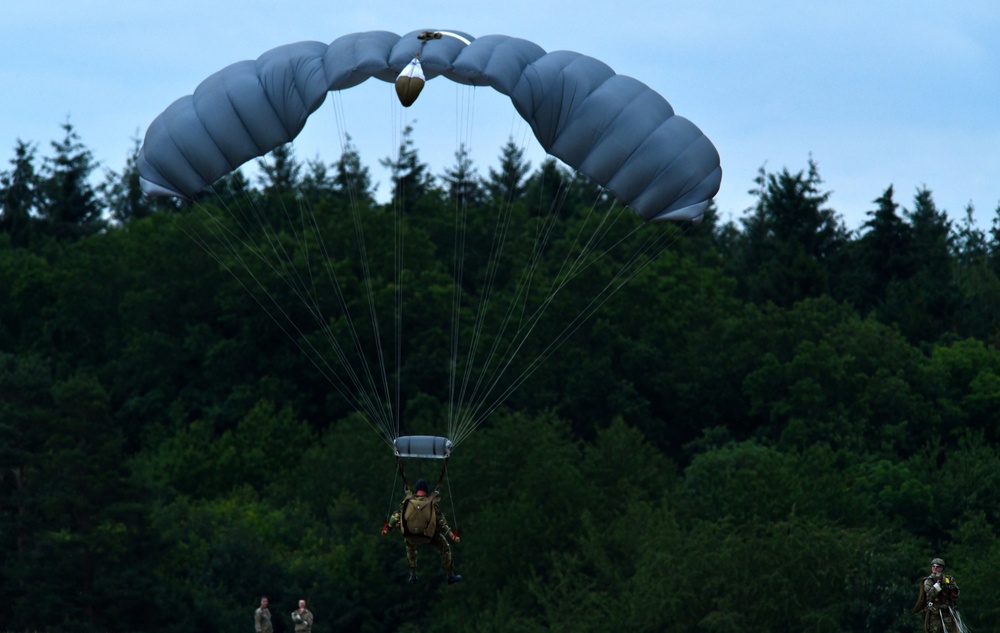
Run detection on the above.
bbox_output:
[395,456,449,495]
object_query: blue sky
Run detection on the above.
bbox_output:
[2,1,997,229]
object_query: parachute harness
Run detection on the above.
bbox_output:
[386,455,459,538]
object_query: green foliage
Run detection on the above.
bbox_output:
[4,132,1000,632]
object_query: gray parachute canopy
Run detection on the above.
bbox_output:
[138,29,721,221]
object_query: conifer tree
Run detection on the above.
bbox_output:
[0,140,39,246]
[37,121,104,240]
[333,135,374,204]
[852,185,913,311]
[380,124,434,212]
[734,160,847,306]
[484,137,530,204]
[257,143,300,198]
[442,144,482,206]
[103,137,155,224]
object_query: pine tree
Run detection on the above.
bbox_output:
[524,157,571,216]
[0,140,39,246]
[734,160,848,306]
[299,157,336,205]
[950,203,1000,339]
[38,121,104,240]
[441,144,482,206]
[257,143,301,198]
[990,202,1000,275]
[102,137,155,224]
[484,137,530,204]
[852,185,913,310]
[905,186,952,274]
[882,187,956,342]
[333,135,374,204]
[380,124,434,212]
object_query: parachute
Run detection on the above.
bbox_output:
[137,30,722,464]
[138,29,721,222]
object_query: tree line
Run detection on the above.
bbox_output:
[2,122,1000,632]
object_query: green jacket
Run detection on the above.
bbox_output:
[254,607,272,633]
[291,608,313,633]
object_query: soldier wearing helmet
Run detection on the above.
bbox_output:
[912,557,961,633]
[382,478,462,585]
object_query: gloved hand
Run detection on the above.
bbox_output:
[381,522,390,535]
[933,582,942,592]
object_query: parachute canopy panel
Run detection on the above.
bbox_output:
[138,29,721,222]
[394,435,454,459]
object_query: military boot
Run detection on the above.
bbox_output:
[446,571,463,585]
[408,570,418,584]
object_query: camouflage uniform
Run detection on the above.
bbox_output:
[913,559,961,633]
[254,606,272,633]
[290,608,313,633]
[388,492,455,572]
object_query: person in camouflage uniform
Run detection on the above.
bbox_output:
[382,478,463,584]
[254,596,272,633]
[912,557,961,633]
[290,599,313,633]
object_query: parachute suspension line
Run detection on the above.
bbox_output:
[445,84,482,440]
[181,190,395,450]
[392,94,410,440]
[448,186,561,444]
[300,191,396,440]
[325,92,395,444]
[452,149,521,435]
[444,463,460,539]
[456,169,565,426]
[233,189,397,444]
[450,131,535,440]
[447,85,477,440]
[451,196,694,445]
[449,156,573,441]
[323,89,402,442]
[384,460,402,529]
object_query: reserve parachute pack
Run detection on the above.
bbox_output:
[402,492,439,543]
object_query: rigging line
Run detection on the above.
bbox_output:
[178,205,395,448]
[447,84,479,440]
[329,89,404,437]
[330,87,401,436]
[451,199,670,441]
[448,182,471,439]
[454,128,535,410]
[457,180,566,417]
[384,466,401,524]
[456,165,591,424]
[205,197,394,434]
[324,91,398,437]
[206,183,396,436]
[299,196,397,437]
[445,468,459,538]
[216,189,394,433]
[452,132,536,431]
[452,170,519,422]
[392,96,409,438]
[453,222,690,444]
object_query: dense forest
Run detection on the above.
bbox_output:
[3,122,1000,633]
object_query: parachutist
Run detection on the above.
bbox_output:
[383,479,462,584]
